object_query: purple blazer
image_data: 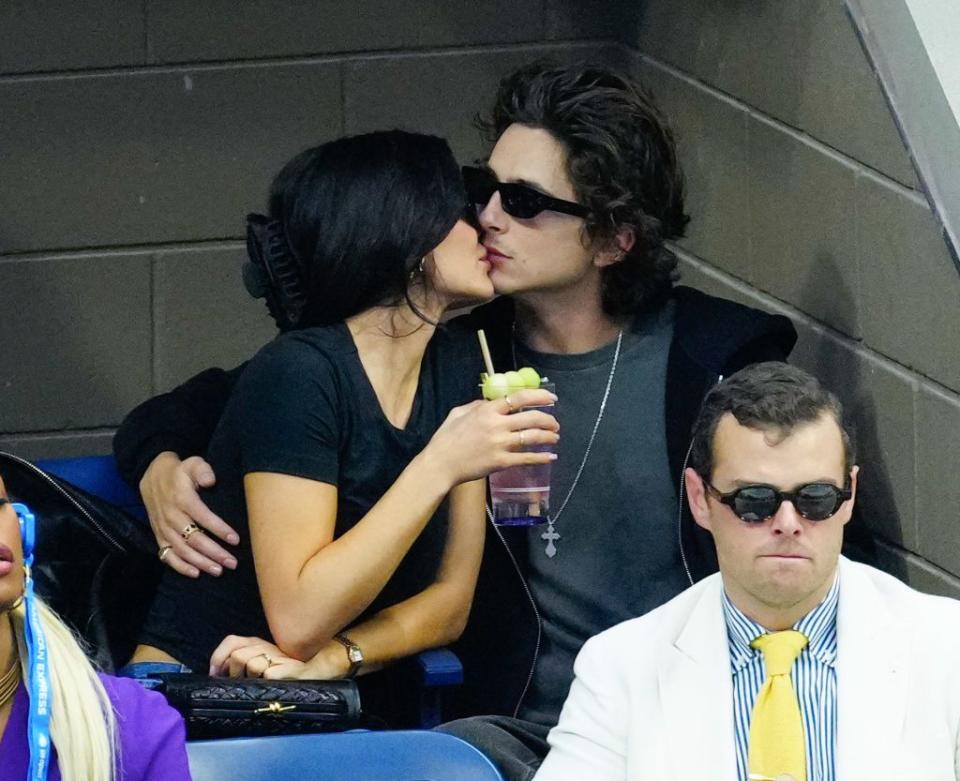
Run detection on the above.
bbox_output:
[0,673,191,780]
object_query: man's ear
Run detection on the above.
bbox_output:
[841,465,860,527]
[685,467,713,533]
[594,227,636,268]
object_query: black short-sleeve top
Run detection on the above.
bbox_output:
[140,321,479,671]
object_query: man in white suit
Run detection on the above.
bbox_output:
[535,362,960,781]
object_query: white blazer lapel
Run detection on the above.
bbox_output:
[659,577,739,781]
[835,558,908,780]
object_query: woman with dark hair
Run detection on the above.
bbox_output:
[128,131,559,711]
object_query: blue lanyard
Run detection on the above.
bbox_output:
[14,503,51,781]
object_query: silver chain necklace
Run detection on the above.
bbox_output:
[512,327,624,558]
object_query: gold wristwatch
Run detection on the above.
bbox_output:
[333,634,363,678]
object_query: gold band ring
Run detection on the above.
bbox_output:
[181,523,201,541]
[503,395,514,411]
[517,430,526,449]
[158,545,173,562]
[256,652,275,667]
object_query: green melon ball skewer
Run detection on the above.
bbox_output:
[477,329,542,400]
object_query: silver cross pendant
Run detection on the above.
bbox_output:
[541,519,560,558]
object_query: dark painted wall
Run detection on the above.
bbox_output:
[0,0,616,457]
[620,0,960,595]
[3,1,957,598]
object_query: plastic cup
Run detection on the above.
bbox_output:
[487,383,555,526]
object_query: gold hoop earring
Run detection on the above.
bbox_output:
[409,257,427,282]
[4,568,26,613]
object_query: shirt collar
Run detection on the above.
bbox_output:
[722,571,840,672]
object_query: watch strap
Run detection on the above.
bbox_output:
[333,633,363,678]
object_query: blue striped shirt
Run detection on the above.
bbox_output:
[723,575,839,781]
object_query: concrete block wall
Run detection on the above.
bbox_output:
[0,0,616,459]
[3,1,956,598]
[621,0,960,595]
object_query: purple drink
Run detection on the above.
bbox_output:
[489,456,552,526]
[488,385,556,526]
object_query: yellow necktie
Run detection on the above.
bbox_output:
[747,630,809,781]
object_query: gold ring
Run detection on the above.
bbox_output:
[257,652,275,667]
[517,430,526,449]
[503,395,514,411]
[181,523,201,541]
[158,545,173,562]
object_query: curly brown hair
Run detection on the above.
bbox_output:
[480,61,690,318]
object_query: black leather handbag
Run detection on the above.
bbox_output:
[156,674,364,739]
[0,451,160,670]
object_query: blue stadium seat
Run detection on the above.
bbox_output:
[186,730,505,781]
[36,454,146,518]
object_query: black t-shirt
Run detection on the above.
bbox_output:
[140,322,477,671]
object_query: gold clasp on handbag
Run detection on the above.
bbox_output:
[254,702,296,715]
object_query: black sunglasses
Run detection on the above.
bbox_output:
[462,166,591,220]
[703,480,852,523]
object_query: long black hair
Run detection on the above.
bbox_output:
[269,130,466,328]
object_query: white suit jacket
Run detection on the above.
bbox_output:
[535,558,960,781]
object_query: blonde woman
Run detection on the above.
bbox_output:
[0,476,190,780]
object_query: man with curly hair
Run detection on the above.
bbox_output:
[114,62,797,780]
[436,62,795,780]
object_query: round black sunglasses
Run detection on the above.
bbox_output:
[462,166,591,220]
[703,480,852,523]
